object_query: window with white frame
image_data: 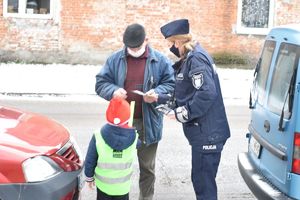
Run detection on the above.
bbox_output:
[236,0,274,35]
[3,0,54,19]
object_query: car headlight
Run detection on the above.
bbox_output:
[69,136,83,162]
[22,156,62,182]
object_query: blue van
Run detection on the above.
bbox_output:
[238,24,300,200]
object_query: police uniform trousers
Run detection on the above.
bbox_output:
[191,145,222,200]
[134,119,158,200]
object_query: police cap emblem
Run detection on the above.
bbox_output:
[192,73,203,89]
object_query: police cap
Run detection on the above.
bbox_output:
[160,19,190,39]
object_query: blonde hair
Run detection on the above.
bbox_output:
[167,34,195,55]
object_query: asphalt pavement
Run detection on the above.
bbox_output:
[0,98,255,200]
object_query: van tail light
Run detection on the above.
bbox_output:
[292,133,300,174]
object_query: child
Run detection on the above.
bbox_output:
[84,98,138,200]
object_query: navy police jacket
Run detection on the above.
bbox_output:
[174,43,230,147]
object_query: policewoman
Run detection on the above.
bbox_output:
[160,19,230,200]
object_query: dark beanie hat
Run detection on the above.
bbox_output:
[160,19,189,39]
[123,23,146,48]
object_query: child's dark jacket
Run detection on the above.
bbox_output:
[84,123,138,179]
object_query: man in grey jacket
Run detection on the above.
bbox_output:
[95,23,175,200]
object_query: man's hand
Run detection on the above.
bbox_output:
[144,89,158,103]
[113,88,127,99]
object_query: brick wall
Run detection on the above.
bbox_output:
[0,0,300,64]
[0,1,7,47]
[1,19,59,51]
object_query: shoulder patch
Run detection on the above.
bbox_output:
[192,73,203,89]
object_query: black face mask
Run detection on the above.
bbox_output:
[169,44,180,58]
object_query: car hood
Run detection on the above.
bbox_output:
[0,106,70,162]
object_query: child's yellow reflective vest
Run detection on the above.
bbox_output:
[94,131,138,195]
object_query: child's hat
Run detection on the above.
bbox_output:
[106,98,130,126]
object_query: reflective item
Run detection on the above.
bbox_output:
[175,106,189,123]
[98,162,132,170]
[22,156,62,182]
[95,172,133,184]
[94,131,138,195]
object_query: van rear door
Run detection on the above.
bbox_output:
[249,38,276,180]
[251,32,300,195]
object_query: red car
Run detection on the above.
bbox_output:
[0,106,83,200]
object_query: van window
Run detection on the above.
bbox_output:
[255,40,276,105]
[268,43,300,117]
